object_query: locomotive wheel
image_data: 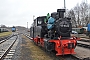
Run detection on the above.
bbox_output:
[46,42,55,52]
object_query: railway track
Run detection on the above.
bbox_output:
[77,42,90,49]
[0,35,11,41]
[0,35,15,44]
[80,38,90,42]
[77,38,90,49]
[0,35,19,60]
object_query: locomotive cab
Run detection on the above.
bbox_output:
[31,16,48,38]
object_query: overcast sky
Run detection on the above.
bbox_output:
[0,0,89,27]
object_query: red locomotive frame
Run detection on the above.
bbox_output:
[31,36,80,56]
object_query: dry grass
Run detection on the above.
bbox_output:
[22,35,53,60]
[0,32,12,37]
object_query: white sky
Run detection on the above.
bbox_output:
[0,0,89,27]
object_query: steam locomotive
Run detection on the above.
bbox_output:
[30,9,80,55]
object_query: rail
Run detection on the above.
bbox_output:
[0,35,18,60]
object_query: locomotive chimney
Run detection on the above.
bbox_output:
[57,9,65,18]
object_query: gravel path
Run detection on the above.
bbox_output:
[12,35,32,60]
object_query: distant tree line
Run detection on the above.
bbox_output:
[66,1,90,27]
[0,24,7,28]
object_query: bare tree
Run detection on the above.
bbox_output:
[88,4,90,24]
[85,15,89,25]
[74,3,81,27]
[67,10,76,27]
[80,1,89,26]
[66,0,90,27]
